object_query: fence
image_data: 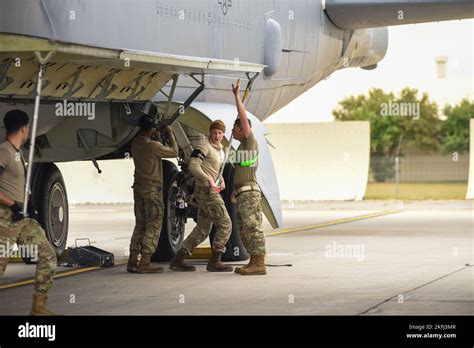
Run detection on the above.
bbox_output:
[369,153,469,183]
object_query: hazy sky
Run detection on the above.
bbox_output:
[265,19,473,123]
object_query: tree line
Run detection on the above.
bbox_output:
[332,88,473,181]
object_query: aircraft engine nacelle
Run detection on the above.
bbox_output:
[340,27,389,70]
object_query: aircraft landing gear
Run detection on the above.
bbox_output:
[210,163,250,262]
[152,160,186,262]
[23,163,69,263]
[22,52,69,264]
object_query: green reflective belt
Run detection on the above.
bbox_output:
[239,154,258,167]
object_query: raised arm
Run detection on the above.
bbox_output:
[232,79,252,138]
[152,126,179,159]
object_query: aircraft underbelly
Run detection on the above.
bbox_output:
[0,35,175,102]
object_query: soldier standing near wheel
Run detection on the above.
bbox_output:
[0,109,58,314]
[170,120,233,272]
[230,80,267,275]
[127,115,178,274]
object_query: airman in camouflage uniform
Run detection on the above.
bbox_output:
[231,80,267,275]
[0,109,58,315]
[128,116,178,274]
[170,119,233,272]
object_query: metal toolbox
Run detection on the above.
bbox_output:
[66,238,114,267]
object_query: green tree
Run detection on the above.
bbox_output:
[333,88,440,182]
[397,88,440,151]
[440,99,474,154]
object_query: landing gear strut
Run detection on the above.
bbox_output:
[23,52,70,263]
[151,74,206,261]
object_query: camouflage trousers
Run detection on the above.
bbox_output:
[236,190,266,256]
[0,204,57,295]
[182,186,231,255]
[130,180,164,256]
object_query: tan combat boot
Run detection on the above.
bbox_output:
[30,294,56,316]
[206,251,233,272]
[137,254,164,274]
[234,255,255,274]
[127,251,139,273]
[239,255,266,275]
[169,249,196,272]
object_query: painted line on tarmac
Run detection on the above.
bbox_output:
[358,263,472,315]
[266,209,402,237]
[0,209,401,290]
[0,261,128,291]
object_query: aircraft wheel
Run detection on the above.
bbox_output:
[152,160,186,262]
[210,163,250,262]
[24,163,69,264]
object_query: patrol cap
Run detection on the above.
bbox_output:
[138,115,157,131]
[210,119,226,133]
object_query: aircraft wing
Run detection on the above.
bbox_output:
[0,33,264,102]
[324,0,474,30]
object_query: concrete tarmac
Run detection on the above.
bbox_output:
[0,200,472,315]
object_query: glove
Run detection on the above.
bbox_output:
[10,202,24,222]
[27,199,39,220]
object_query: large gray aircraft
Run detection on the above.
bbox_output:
[0,0,472,262]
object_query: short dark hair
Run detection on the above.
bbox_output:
[234,118,252,128]
[4,110,29,135]
[138,115,156,131]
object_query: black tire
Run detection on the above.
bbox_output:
[24,163,69,264]
[209,163,250,262]
[151,160,186,262]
